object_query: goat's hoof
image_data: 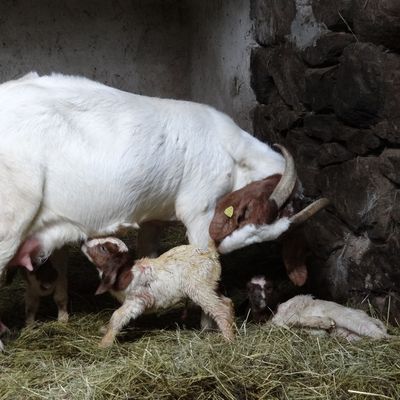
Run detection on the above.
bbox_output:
[57,313,69,323]
[99,338,113,348]
[99,325,108,334]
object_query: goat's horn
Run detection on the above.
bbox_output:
[289,198,330,226]
[269,144,297,209]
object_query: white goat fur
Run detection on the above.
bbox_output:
[272,295,389,340]
[82,238,235,347]
[0,72,287,276]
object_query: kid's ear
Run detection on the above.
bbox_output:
[95,270,117,295]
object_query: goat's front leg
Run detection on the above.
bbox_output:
[296,315,336,330]
[100,299,146,348]
[25,287,40,325]
[273,314,335,330]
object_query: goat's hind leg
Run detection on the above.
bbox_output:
[0,161,43,348]
[188,288,235,341]
[0,159,44,274]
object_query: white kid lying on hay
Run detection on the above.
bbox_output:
[272,295,390,341]
[81,237,235,347]
[247,277,389,341]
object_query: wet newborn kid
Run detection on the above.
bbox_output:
[81,237,234,347]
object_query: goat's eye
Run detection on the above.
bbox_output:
[99,245,108,254]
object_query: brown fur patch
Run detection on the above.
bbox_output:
[209,175,282,243]
[85,241,135,295]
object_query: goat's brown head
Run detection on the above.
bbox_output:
[81,237,134,295]
[209,145,298,243]
[209,144,329,244]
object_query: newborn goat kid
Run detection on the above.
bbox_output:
[81,238,234,347]
[272,295,389,341]
[5,249,69,326]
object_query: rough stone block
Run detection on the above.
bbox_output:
[250,47,275,104]
[345,130,381,155]
[318,157,396,239]
[253,97,300,143]
[333,43,384,128]
[379,148,400,185]
[317,142,353,166]
[304,114,335,142]
[302,32,355,67]
[267,45,306,111]
[305,66,337,112]
[353,0,400,51]
[312,0,353,30]
[372,120,400,145]
[285,129,321,197]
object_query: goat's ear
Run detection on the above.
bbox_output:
[114,269,133,291]
[95,270,117,295]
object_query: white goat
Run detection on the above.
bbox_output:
[0,72,330,349]
[272,295,389,341]
[0,72,294,271]
[0,72,300,347]
[81,237,235,347]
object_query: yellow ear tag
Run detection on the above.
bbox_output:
[224,206,234,218]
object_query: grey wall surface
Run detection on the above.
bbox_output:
[0,0,191,98]
[0,0,255,130]
[187,0,256,131]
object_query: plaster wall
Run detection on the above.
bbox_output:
[0,0,255,130]
[187,0,256,131]
[0,0,190,98]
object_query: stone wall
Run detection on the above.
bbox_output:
[251,0,400,320]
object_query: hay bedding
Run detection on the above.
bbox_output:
[1,232,399,399]
[1,283,399,400]
[0,316,399,400]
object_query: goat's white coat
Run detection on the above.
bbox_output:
[272,295,389,340]
[0,72,286,277]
